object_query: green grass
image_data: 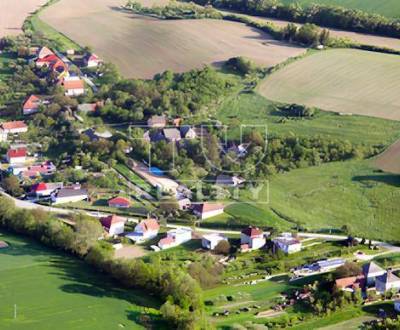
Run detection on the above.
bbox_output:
[217,91,400,145]
[373,253,400,268]
[113,163,156,197]
[281,0,400,18]
[258,49,400,121]
[0,230,160,329]
[237,159,400,242]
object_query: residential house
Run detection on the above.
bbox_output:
[36,53,68,79]
[31,182,62,197]
[273,233,302,254]
[192,203,224,220]
[84,53,101,68]
[37,46,54,59]
[202,233,227,250]
[363,261,386,286]
[100,215,126,236]
[1,121,28,134]
[215,174,245,187]
[9,161,56,178]
[143,129,165,143]
[314,259,345,272]
[375,270,400,294]
[108,197,131,208]
[335,275,365,292]
[163,128,181,142]
[147,115,166,128]
[240,227,266,251]
[158,228,192,250]
[127,218,160,242]
[78,103,97,113]
[180,125,197,139]
[52,187,88,205]
[7,147,27,164]
[23,95,41,115]
[60,76,85,96]
[227,143,249,158]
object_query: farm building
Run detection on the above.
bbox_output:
[202,233,227,250]
[52,187,88,205]
[108,197,131,208]
[240,227,266,251]
[126,218,160,242]
[192,203,224,220]
[363,261,386,286]
[273,233,302,254]
[100,215,126,236]
[375,270,400,294]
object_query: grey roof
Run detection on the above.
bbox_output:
[216,174,234,185]
[163,128,181,141]
[376,271,400,284]
[77,103,96,112]
[362,262,385,276]
[56,188,88,198]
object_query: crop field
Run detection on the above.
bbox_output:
[0,231,160,329]
[40,0,305,78]
[0,0,47,38]
[281,0,400,18]
[238,159,400,242]
[259,49,400,120]
[374,139,400,174]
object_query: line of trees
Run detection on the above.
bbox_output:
[0,197,206,329]
[190,0,400,39]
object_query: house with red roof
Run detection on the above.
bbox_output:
[158,228,192,250]
[23,95,41,115]
[108,196,131,208]
[100,215,127,236]
[37,46,54,59]
[31,182,62,197]
[1,121,28,134]
[240,226,266,251]
[126,218,160,242]
[192,202,224,220]
[335,275,365,292]
[84,53,101,68]
[7,147,27,164]
[59,76,85,96]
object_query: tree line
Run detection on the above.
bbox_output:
[0,197,206,329]
[189,0,400,39]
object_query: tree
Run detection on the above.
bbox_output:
[334,262,362,279]
[1,175,23,196]
[214,240,231,255]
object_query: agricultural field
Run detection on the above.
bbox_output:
[281,0,400,18]
[0,0,47,38]
[259,49,400,120]
[374,139,400,174]
[39,0,305,78]
[0,231,160,329]
[239,159,400,242]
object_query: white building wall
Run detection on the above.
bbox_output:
[53,194,87,205]
[201,209,224,220]
[109,222,125,236]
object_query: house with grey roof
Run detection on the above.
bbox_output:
[147,115,166,128]
[163,128,181,142]
[362,261,386,286]
[375,270,400,294]
[52,187,88,205]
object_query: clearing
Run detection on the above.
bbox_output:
[0,0,47,38]
[259,49,400,120]
[281,0,400,19]
[374,139,400,174]
[39,0,305,78]
[0,231,159,329]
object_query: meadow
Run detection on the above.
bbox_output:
[281,0,400,18]
[0,231,160,329]
[259,49,400,120]
[39,0,305,78]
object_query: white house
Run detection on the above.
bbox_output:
[127,218,160,242]
[202,233,227,250]
[273,233,302,254]
[177,198,191,210]
[158,228,192,250]
[84,53,101,68]
[362,261,386,286]
[375,271,400,294]
[0,129,7,142]
[100,215,126,236]
[31,182,62,197]
[60,76,85,96]
[7,148,27,164]
[1,121,28,134]
[192,203,224,220]
[52,187,88,205]
[240,227,266,251]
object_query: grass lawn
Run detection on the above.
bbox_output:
[0,230,160,329]
[217,91,400,145]
[113,163,156,197]
[281,0,400,18]
[373,253,400,268]
[258,49,400,121]
[237,159,400,242]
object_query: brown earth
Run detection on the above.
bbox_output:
[40,0,305,78]
[374,139,400,174]
[0,0,47,37]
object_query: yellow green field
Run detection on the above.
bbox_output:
[259,49,400,120]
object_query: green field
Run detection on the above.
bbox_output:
[281,0,400,18]
[236,159,400,242]
[258,49,400,121]
[217,91,400,145]
[0,231,160,329]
